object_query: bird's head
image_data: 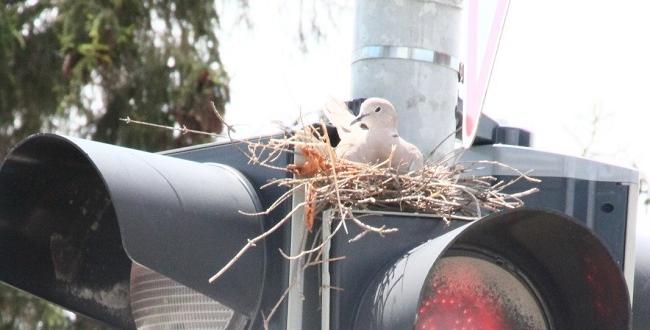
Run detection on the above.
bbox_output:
[350,98,398,130]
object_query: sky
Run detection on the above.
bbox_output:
[484,1,650,170]
[216,0,353,134]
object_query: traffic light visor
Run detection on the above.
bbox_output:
[0,133,266,327]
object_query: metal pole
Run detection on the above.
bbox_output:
[352,0,463,159]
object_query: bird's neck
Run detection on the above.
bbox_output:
[368,125,399,137]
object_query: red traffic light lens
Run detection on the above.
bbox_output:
[416,255,548,330]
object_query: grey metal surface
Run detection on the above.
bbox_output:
[634,206,650,329]
[352,0,462,159]
[462,144,639,183]
[353,45,462,75]
[480,176,630,269]
[625,184,639,301]
[287,183,307,330]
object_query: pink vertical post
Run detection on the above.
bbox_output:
[463,0,511,148]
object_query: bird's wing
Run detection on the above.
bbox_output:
[394,138,424,172]
[323,98,357,140]
[336,138,367,163]
[409,146,424,171]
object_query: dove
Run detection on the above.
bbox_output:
[323,97,424,173]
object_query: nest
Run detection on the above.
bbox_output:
[246,123,540,237]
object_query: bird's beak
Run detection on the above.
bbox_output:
[350,113,368,126]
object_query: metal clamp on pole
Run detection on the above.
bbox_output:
[352,45,464,82]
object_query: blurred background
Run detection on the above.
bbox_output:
[1,0,648,328]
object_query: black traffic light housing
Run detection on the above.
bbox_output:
[0,133,293,329]
[0,127,642,329]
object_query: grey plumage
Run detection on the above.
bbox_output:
[323,97,423,173]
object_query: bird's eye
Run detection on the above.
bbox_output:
[374,107,381,113]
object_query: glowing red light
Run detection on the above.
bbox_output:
[416,282,507,330]
[416,256,548,330]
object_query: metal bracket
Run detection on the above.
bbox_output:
[352,45,464,81]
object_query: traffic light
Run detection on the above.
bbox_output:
[0,130,643,329]
[0,133,293,329]
[343,209,629,329]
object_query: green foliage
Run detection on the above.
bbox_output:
[0,282,109,329]
[0,0,229,156]
[0,0,230,327]
[0,282,67,330]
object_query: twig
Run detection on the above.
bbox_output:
[209,201,308,283]
[305,255,346,267]
[210,101,237,134]
[320,121,349,234]
[278,218,345,260]
[348,215,398,243]
[120,116,226,138]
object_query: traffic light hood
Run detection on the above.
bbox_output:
[354,208,631,329]
[0,133,267,328]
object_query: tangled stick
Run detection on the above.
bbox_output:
[209,122,540,286]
